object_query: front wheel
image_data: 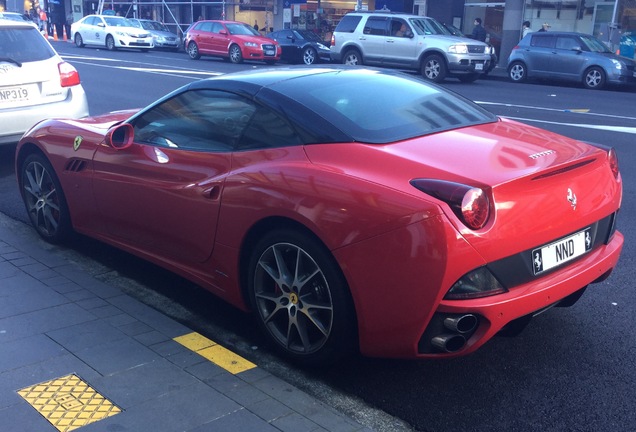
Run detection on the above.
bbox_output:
[508,61,527,82]
[248,229,356,366]
[74,33,84,48]
[229,44,243,64]
[20,153,72,244]
[106,35,116,51]
[421,54,447,82]
[583,66,606,89]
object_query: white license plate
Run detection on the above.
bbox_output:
[137,39,144,43]
[0,86,30,104]
[532,228,592,275]
[265,50,275,56]
[475,63,484,71]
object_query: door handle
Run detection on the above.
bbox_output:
[202,185,221,200]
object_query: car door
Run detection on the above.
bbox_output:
[274,30,297,62]
[82,16,99,45]
[360,16,389,64]
[90,89,257,263]
[193,21,214,53]
[527,33,556,77]
[384,18,418,67]
[553,35,588,79]
[210,22,230,55]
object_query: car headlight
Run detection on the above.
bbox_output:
[446,267,507,300]
[486,45,494,55]
[610,59,624,70]
[244,42,258,47]
[448,44,469,54]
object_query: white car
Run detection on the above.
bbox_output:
[0,21,88,145]
[71,15,154,51]
[0,11,39,28]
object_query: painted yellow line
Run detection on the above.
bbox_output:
[174,332,257,374]
[17,374,121,432]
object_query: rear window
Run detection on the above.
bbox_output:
[0,26,56,63]
[334,15,361,33]
[271,69,496,144]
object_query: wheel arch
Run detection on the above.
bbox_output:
[15,142,47,188]
[418,49,449,69]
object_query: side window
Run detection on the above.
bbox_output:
[198,22,212,32]
[211,22,223,33]
[556,36,581,51]
[85,17,96,26]
[531,35,556,48]
[391,19,409,37]
[238,107,301,151]
[364,17,389,36]
[334,15,362,33]
[131,90,257,152]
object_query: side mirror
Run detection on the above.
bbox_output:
[105,123,134,150]
[219,30,228,35]
[97,23,105,28]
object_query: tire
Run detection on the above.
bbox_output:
[508,61,527,83]
[20,153,72,244]
[342,48,362,65]
[302,47,317,65]
[458,73,479,83]
[247,229,356,366]
[74,33,84,48]
[421,54,447,83]
[187,41,201,60]
[583,66,606,89]
[229,44,243,64]
[106,35,116,51]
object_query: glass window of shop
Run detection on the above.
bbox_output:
[284,0,371,42]
[234,0,275,34]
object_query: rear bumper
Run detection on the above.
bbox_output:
[0,86,88,145]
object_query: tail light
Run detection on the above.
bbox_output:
[330,34,335,47]
[410,179,491,230]
[58,61,81,87]
[608,147,619,179]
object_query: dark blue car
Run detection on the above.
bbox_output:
[266,29,331,65]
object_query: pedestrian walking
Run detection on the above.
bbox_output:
[538,22,550,32]
[471,18,487,42]
[522,20,532,38]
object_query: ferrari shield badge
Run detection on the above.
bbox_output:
[73,136,83,151]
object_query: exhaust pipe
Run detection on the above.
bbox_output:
[443,314,478,334]
[431,334,466,353]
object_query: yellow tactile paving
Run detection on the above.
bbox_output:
[17,374,121,432]
[174,332,257,374]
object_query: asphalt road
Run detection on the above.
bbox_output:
[1,42,635,432]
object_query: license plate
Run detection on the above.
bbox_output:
[0,86,30,104]
[264,50,275,56]
[475,63,484,71]
[137,39,144,43]
[532,228,592,275]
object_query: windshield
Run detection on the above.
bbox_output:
[227,23,260,36]
[104,17,135,27]
[297,30,322,42]
[581,35,612,53]
[142,20,168,31]
[409,17,448,36]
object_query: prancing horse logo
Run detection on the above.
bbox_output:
[567,188,577,210]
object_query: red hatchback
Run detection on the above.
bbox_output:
[185,20,281,64]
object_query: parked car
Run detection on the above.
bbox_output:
[0,11,38,28]
[330,11,493,82]
[71,14,154,51]
[508,31,636,89]
[15,66,623,364]
[129,18,180,51]
[266,29,331,64]
[0,21,88,145]
[184,20,280,64]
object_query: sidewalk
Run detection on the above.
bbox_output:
[0,211,375,432]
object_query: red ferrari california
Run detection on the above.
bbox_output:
[16,66,623,365]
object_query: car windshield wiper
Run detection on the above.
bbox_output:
[0,57,22,67]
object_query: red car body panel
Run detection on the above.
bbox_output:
[16,101,623,359]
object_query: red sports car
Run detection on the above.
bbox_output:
[184,20,280,64]
[16,66,623,365]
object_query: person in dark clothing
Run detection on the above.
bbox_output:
[471,18,487,42]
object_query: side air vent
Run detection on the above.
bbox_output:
[65,159,88,173]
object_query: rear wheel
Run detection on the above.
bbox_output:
[20,153,72,244]
[583,66,606,89]
[74,33,84,48]
[342,48,362,65]
[229,44,243,64]
[106,35,116,51]
[187,41,200,60]
[302,47,317,65]
[248,229,356,366]
[421,54,447,82]
[508,61,527,82]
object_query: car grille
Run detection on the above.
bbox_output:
[262,44,276,57]
[467,45,486,54]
